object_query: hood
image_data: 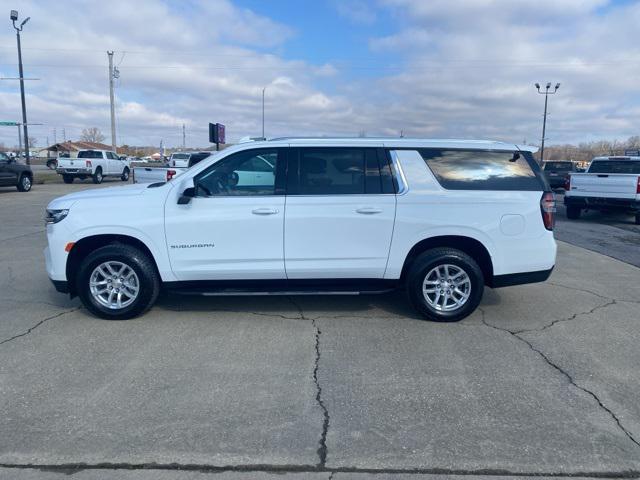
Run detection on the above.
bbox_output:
[47,183,156,209]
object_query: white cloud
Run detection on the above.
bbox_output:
[334,0,377,25]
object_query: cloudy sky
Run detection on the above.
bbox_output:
[0,0,639,148]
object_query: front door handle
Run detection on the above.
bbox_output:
[252,207,279,215]
[356,207,383,214]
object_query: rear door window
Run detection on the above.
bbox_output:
[588,160,640,174]
[289,148,386,195]
[418,149,545,191]
[296,148,366,195]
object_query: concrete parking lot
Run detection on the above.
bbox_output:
[1,182,639,480]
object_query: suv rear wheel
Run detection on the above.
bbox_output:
[92,167,103,184]
[76,244,160,320]
[121,167,130,181]
[406,248,484,322]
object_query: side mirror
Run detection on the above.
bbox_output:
[177,187,195,205]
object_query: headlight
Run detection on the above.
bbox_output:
[45,209,69,224]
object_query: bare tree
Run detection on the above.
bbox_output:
[80,127,106,143]
[27,136,37,147]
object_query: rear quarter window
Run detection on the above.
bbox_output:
[418,149,546,191]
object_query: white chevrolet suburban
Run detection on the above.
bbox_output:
[56,150,131,184]
[44,138,557,321]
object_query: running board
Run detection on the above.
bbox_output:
[163,279,399,297]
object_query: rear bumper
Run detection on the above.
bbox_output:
[548,177,566,188]
[565,195,639,211]
[490,267,554,288]
[56,168,92,175]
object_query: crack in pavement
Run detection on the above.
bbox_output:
[511,298,617,335]
[1,462,639,478]
[547,281,640,305]
[0,229,42,243]
[286,297,330,469]
[0,307,80,346]
[479,307,640,451]
[160,305,304,321]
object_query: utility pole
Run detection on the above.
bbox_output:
[107,51,117,152]
[535,82,560,164]
[11,10,31,164]
[262,86,266,139]
[182,123,185,150]
[53,127,56,144]
[62,128,66,142]
[17,124,22,154]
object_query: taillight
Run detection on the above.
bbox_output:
[166,169,177,181]
[540,192,556,231]
[564,175,571,191]
[636,177,640,194]
[85,160,92,168]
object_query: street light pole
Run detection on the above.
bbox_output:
[261,87,266,139]
[535,82,560,164]
[11,10,31,165]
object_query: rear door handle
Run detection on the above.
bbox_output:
[356,207,383,214]
[252,207,279,215]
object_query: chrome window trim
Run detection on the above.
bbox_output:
[389,150,409,195]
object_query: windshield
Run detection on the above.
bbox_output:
[588,160,640,174]
[172,153,190,160]
[78,151,103,159]
[544,162,573,171]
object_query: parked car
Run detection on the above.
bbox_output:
[133,151,212,184]
[543,160,577,189]
[56,150,131,184]
[45,138,557,321]
[564,156,640,224]
[0,151,33,192]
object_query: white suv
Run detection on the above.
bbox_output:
[44,138,557,321]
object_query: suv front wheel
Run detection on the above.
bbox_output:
[76,244,160,320]
[406,248,484,322]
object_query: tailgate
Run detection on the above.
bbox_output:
[133,167,184,184]
[569,173,639,199]
[57,158,84,168]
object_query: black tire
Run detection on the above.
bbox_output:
[16,174,32,192]
[46,159,57,170]
[76,243,160,320]
[92,167,103,184]
[635,213,640,225]
[121,167,130,181]
[62,174,74,184]
[566,206,581,219]
[406,248,484,322]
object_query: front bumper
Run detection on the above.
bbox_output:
[565,195,639,212]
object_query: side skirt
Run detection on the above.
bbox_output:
[163,278,400,296]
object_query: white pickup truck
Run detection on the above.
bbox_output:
[132,151,212,184]
[56,149,131,184]
[564,156,640,224]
